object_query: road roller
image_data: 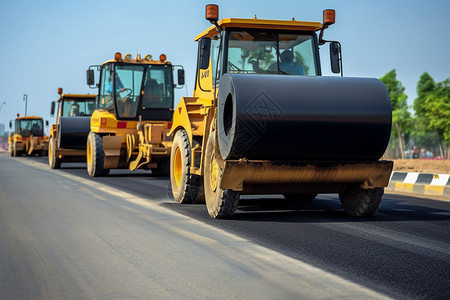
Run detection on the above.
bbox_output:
[9,114,49,157]
[169,5,393,218]
[48,88,96,169]
[85,52,185,177]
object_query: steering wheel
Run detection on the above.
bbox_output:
[120,88,132,97]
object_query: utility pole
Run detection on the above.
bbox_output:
[23,94,28,116]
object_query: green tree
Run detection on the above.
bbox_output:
[413,73,436,150]
[423,78,450,158]
[380,69,412,159]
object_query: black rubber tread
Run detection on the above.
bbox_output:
[339,187,384,217]
[87,132,108,177]
[204,130,240,219]
[170,130,203,204]
[48,136,61,169]
[283,193,318,202]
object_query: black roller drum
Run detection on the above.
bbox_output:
[58,117,91,149]
[217,74,392,161]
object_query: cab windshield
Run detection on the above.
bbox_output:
[62,98,96,117]
[16,119,43,137]
[226,30,318,76]
[99,63,174,119]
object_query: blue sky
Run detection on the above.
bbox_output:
[0,0,449,131]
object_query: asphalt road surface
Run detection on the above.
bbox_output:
[1,153,449,299]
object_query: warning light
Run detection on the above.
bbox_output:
[58,87,63,95]
[160,54,167,62]
[206,4,219,22]
[323,9,335,26]
[115,52,122,60]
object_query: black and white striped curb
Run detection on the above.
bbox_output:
[387,172,450,197]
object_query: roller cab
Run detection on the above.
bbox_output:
[85,52,185,177]
[169,5,393,219]
[9,115,48,157]
[48,89,96,169]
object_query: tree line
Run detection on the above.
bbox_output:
[381,70,450,160]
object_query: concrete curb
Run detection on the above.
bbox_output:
[387,171,450,198]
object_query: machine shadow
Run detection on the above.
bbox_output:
[225,195,450,223]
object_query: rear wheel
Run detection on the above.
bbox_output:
[48,136,61,169]
[87,132,109,177]
[170,130,203,203]
[204,130,240,218]
[339,186,384,217]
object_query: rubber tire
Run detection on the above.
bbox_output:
[87,132,109,177]
[48,136,62,169]
[9,143,14,157]
[283,193,318,202]
[204,130,240,219]
[339,186,384,217]
[170,130,203,203]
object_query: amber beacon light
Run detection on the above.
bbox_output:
[323,9,335,25]
[206,4,219,22]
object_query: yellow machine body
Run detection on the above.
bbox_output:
[9,116,48,157]
[87,53,177,176]
[49,93,96,164]
[169,7,393,218]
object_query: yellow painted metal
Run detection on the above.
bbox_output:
[220,160,394,191]
[209,151,219,192]
[173,147,182,187]
[168,97,193,140]
[195,18,323,41]
[86,137,92,166]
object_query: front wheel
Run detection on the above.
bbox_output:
[203,130,240,219]
[170,130,203,203]
[86,132,109,177]
[339,186,384,217]
[48,136,61,169]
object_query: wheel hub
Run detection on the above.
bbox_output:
[173,147,182,187]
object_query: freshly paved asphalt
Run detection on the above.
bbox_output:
[1,153,449,299]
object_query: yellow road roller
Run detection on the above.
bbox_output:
[48,88,96,169]
[9,114,48,157]
[85,52,185,176]
[169,5,393,218]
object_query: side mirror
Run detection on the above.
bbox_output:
[9,121,12,129]
[330,42,341,74]
[45,120,49,127]
[50,101,56,117]
[199,38,211,70]
[177,69,185,86]
[87,69,95,86]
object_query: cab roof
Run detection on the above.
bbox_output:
[59,94,96,101]
[102,56,172,66]
[16,116,43,120]
[195,18,323,40]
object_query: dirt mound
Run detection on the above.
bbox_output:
[392,159,450,174]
